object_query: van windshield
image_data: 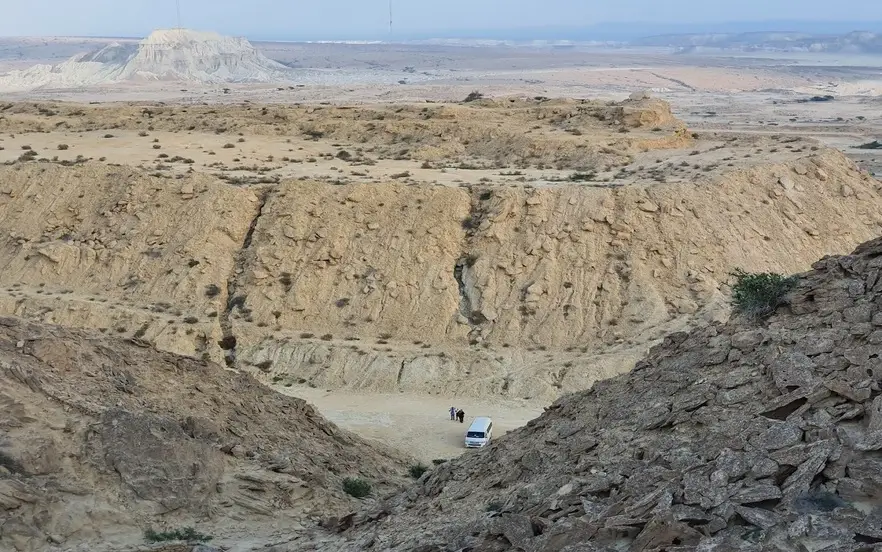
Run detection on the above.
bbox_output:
[467,431,485,439]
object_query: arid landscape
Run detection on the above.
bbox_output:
[1,27,882,552]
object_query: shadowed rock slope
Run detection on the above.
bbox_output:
[0,318,409,552]
[305,235,882,551]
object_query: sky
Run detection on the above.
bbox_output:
[0,0,881,39]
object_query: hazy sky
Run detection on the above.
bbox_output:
[0,0,880,38]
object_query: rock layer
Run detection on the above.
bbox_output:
[0,145,879,400]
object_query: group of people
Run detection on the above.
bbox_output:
[449,406,465,423]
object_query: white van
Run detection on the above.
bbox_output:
[464,417,493,448]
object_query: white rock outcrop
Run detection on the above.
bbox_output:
[0,29,293,90]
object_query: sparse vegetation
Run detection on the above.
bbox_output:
[464,91,484,103]
[204,284,221,298]
[342,477,372,498]
[57,144,69,150]
[730,269,798,320]
[144,526,212,544]
[432,458,447,465]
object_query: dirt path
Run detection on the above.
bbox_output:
[279,386,545,462]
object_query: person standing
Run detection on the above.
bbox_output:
[457,409,465,423]
[449,406,456,421]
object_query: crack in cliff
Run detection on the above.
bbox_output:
[218,188,270,368]
[396,359,405,387]
[455,186,493,332]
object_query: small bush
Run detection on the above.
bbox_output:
[730,269,797,320]
[432,458,447,465]
[409,463,429,479]
[223,143,235,149]
[486,501,503,512]
[205,284,221,298]
[464,91,484,103]
[342,477,372,498]
[57,144,69,150]
[144,526,212,543]
[104,134,114,138]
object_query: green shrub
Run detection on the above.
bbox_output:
[409,463,428,479]
[144,526,212,543]
[342,477,372,498]
[730,269,797,319]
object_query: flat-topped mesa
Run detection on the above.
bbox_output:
[0,28,293,90]
[122,28,291,82]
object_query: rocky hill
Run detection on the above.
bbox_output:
[0,318,409,552]
[0,29,293,91]
[0,99,879,401]
[299,234,882,551]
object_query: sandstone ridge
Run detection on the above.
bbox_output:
[0,146,878,401]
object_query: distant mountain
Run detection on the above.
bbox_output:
[632,30,882,53]
[249,20,882,44]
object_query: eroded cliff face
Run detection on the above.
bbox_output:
[301,235,882,552]
[0,146,879,400]
[0,163,258,360]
